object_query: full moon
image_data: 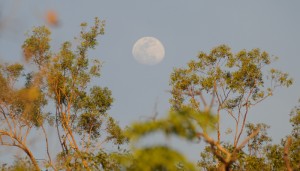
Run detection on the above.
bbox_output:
[132,37,165,65]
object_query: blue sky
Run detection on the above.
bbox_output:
[0,0,300,163]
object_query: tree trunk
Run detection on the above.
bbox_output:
[218,163,231,171]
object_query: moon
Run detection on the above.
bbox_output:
[132,37,165,65]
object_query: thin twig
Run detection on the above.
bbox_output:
[235,87,254,145]
[41,125,56,171]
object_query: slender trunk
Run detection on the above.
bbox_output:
[42,125,56,171]
[217,109,221,143]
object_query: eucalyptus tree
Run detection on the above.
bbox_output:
[0,17,126,170]
[168,45,292,170]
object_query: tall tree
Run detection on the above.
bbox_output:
[168,45,292,170]
[0,17,126,170]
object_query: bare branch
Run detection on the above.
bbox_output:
[194,89,207,107]
[23,125,32,143]
[41,125,56,171]
[198,132,230,157]
[225,109,238,124]
[0,105,14,133]
[235,87,254,145]
[209,81,217,110]
[236,128,260,151]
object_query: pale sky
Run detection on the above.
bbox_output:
[0,0,300,163]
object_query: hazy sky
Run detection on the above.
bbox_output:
[0,0,300,163]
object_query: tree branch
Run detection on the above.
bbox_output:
[198,132,230,157]
[283,136,292,171]
[41,125,56,171]
[236,128,260,151]
[235,87,254,145]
